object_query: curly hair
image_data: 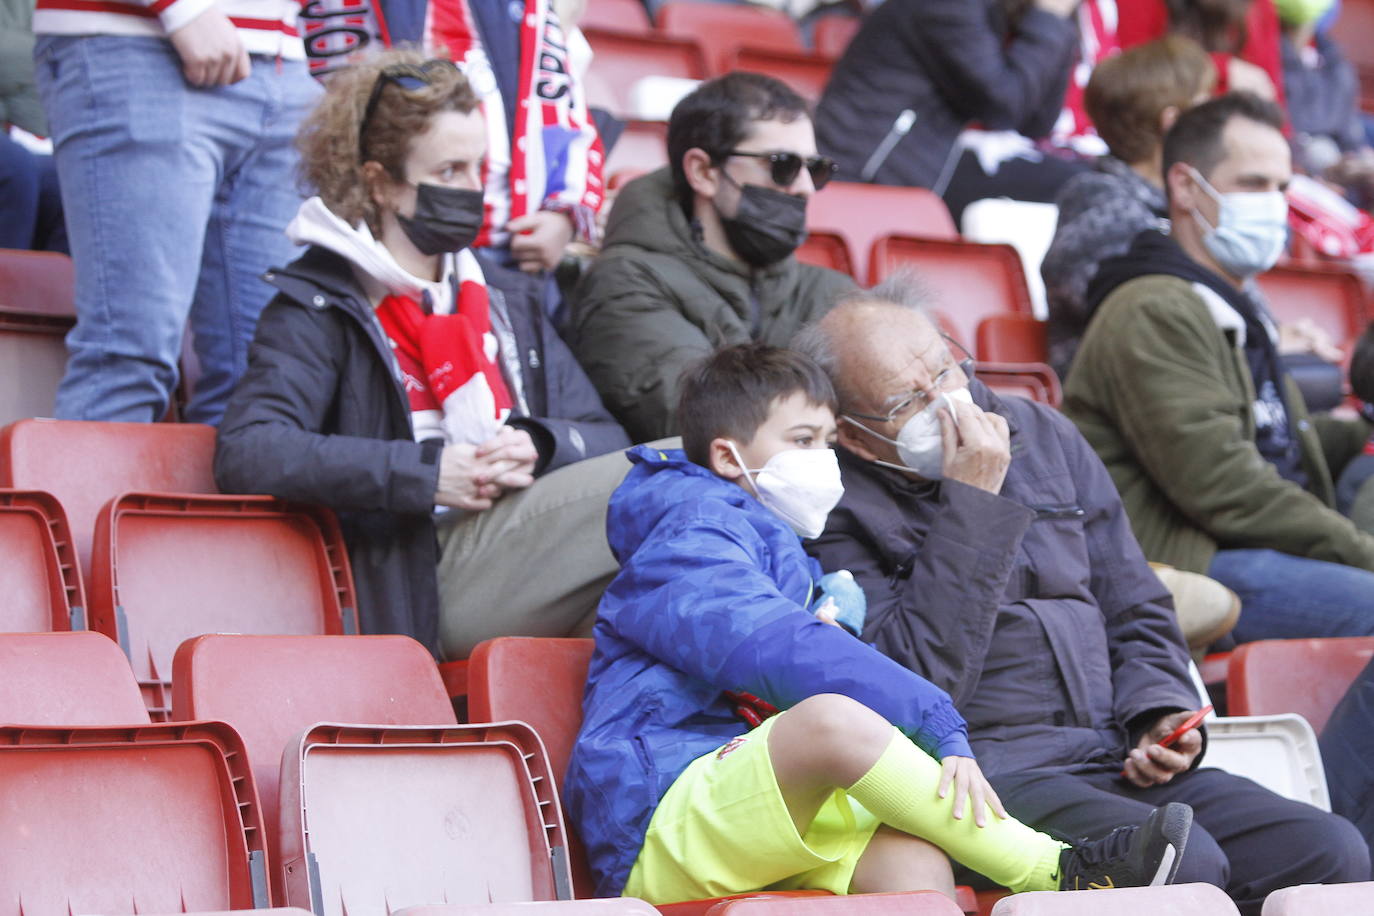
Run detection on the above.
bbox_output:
[296,47,479,234]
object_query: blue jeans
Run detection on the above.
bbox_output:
[1207,548,1374,642]
[33,35,320,423]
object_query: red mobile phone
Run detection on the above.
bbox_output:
[1157,705,1213,749]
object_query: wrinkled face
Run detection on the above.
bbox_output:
[1170,115,1291,229]
[713,391,837,481]
[703,116,820,218]
[375,108,486,219]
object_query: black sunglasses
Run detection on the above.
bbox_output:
[359,59,461,162]
[723,150,839,190]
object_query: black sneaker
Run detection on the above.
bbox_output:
[1056,802,1193,891]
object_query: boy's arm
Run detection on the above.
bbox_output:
[603,504,972,759]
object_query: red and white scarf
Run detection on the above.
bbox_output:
[427,0,604,248]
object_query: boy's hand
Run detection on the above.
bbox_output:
[812,570,867,634]
[938,756,1008,828]
[814,597,841,627]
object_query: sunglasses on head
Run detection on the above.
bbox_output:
[359,58,461,162]
[723,149,839,190]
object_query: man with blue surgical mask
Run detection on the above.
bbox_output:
[794,281,1370,914]
[1064,92,1374,649]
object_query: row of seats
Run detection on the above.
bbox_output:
[0,630,1362,916]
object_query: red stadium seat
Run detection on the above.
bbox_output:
[989,883,1238,914]
[1227,637,1374,735]
[0,489,84,631]
[88,493,359,720]
[0,631,148,724]
[809,183,956,285]
[0,250,75,425]
[393,905,657,915]
[604,119,668,178]
[729,48,831,102]
[577,0,651,34]
[812,14,861,60]
[656,2,803,77]
[975,314,1050,365]
[1332,0,1374,111]
[172,634,455,904]
[1254,263,1368,357]
[711,893,962,914]
[582,29,707,118]
[278,722,573,913]
[1262,881,1374,914]
[0,721,269,915]
[796,231,857,278]
[0,418,218,583]
[870,235,1035,354]
[974,362,1062,408]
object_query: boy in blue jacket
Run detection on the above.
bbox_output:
[564,343,1192,904]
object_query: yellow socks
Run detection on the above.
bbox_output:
[844,728,1067,892]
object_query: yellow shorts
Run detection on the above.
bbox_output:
[623,716,883,904]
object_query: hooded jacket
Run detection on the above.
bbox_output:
[215,203,627,652]
[568,168,854,443]
[814,0,1076,189]
[565,445,971,897]
[1064,238,1374,575]
[807,383,1198,777]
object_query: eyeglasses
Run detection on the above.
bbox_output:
[722,150,839,190]
[359,59,461,162]
[846,337,974,424]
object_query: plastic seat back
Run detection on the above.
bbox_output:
[870,235,1035,354]
[0,631,149,725]
[796,231,857,278]
[808,184,956,284]
[578,0,651,34]
[0,489,84,631]
[711,892,964,914]
[0,250,74,426]
[1255,263,1367,357]
[976,314,1050,365]
[173,633,455,902]
[395,904,658,915]
[604,119,668,178]
[582,30,707,118]
[1228,637,1374,734]
[960,198,1059,316]
[990,883,1241,914]
[974,362,1062,408]
[1332,0,1374,108]
[729,48,831,102]
[656,2,802,76]
[0,721,268,916]
[89,493,359,720]
[0,418,218,583]
[1262,881,1374,915]
[279,723,573,915]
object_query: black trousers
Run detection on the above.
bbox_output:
[966,764,1370,915]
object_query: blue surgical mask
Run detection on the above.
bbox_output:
[1188,166,1289,279]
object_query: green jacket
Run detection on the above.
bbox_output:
[0,0,44,135]
[569,167,855,442]
[1064,273,1374,574]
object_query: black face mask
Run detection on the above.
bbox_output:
[395,184,484,255]
[718,183,808,267]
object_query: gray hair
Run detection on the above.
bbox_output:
[791,269,938,410]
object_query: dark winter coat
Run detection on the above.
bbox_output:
[214,245,628,654]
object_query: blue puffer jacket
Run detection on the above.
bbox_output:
[564,445,972,897]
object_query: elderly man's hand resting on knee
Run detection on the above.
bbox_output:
[938,396,1011,494]
[435,427,540,510]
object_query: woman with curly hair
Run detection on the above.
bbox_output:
[214,47,630,659]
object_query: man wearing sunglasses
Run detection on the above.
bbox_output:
[569,72,854,444]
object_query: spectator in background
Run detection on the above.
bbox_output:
[570,73,854,444]
[1064,94,1374,644]
[1336,322,1374,531]
[32,0,321,423]
[1120,0,1283,103]
[815,0,1083,226]
[215,50,630,660]
[1278,0,1374,206]
[0,0,65,253]
[1042,36,1216,378]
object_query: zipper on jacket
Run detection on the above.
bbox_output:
[1030,504,1085,521]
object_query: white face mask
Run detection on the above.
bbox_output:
[727,444,845,540]
[1188,166,1289,279]
[844,387,975,480]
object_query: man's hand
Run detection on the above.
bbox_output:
[507,210,576,273]
[938,397,1011,494]
[1226,57,1277,101]
[169,6,251,88]
[938,756,1009,828]
[1122,710,1203,788]
[435,443,504,510]
[473,426,539,490]
[1279,318,1344,364]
